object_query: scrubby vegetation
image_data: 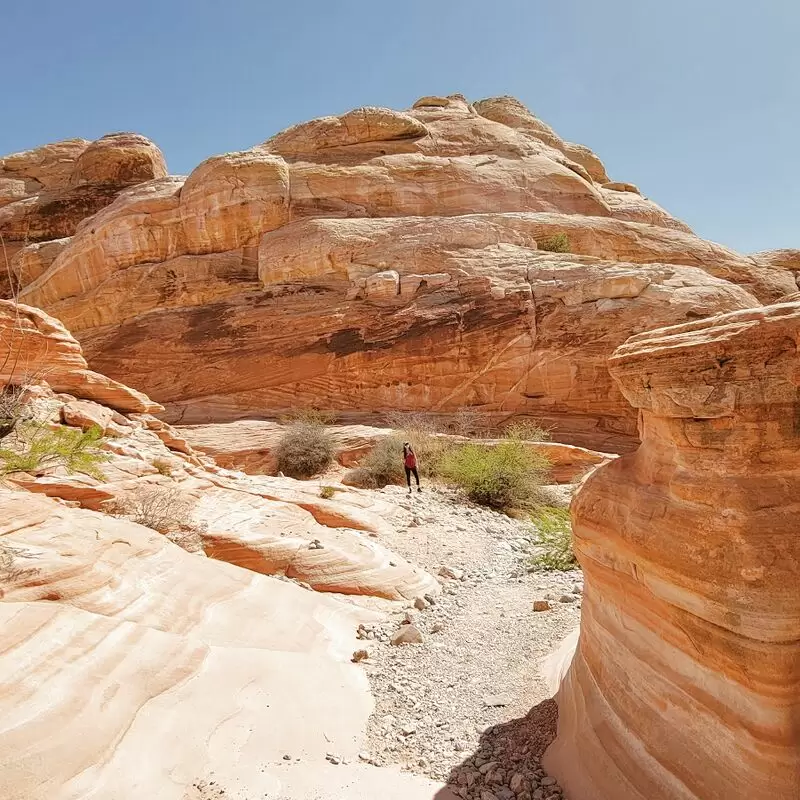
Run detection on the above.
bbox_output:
[439,438,550,510]
[152,457,173,476]
[0,385,27,439]
[537,232,571,253]
[111,485,204,552]
[319,485,338,499]
[275,422,335,479]
[529,506,576,570]
[347,413,553,509]
[0,542,39,582]
[112,485,192,534]
[279,407,336,426]
[502,419,552,442]
[0,423,108,479]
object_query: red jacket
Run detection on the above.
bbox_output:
[404,451,417,469]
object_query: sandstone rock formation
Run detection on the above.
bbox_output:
[0,299,160,413]
[0,133,166,295]
[0,299,437,600]
[6,95,785,451]
[0,489,455,800]
[1,297,455,798]
[544,301,800,800]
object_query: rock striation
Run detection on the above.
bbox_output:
[0,133,167,296]
[544,301,800,800]
[5,95,784,451]
[0,298,453,799]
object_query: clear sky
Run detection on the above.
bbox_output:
[3,0,798,253]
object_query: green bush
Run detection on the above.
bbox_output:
[0,423,108,479]
[537,233,571,253]
[529,506,576,570]
[319,485,337,499]
[346,434,406,488]
[275,422,335,479]
[438,439,550,509]
[503,419,552,442]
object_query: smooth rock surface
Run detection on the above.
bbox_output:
[545,302,800,800]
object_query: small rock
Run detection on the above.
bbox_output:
[401,723,417,736]
[351,649,369,662]
[533,599,551,612]
[430,622,444,633]
[413,596,428,610]
[439,565,464,581]
[402,611,415,624]
[572,583,583,594]
[479,761,498,774]
[282,754,291,761]
[558,594,576,604]
[509,773,526,793]
[541,777,557,787]
[480,791,499,800]
[358,752,372,762]
[483,694,511,707]
[391,624,424,645]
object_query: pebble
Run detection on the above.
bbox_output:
[390,624,424,646]
[532,599,551,612]
[558,594,576,604]
[414,596,428,610]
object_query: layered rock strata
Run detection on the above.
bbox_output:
[7,96,781,451]
[544,302,800,800]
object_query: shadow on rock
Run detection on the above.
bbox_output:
[434,699,563,800]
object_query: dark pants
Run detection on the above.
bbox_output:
[405,466,420,487]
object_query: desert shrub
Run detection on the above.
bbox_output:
[152,457,173,476]
[0,542,39,582]
[503,419,552,442]
[537,233,571,253]
[0,385,26,439]
[275,422,335,479]
[438,439,550,509]
[529,506,576,570]
[279,407,336,426]
[0,423,108,479]
[347,434,406,488]
[112,485,193,535]
[346,428,457,488]
[447,407,492,438]
[319,485,337,499]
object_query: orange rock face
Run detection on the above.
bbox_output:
[545,302,800,800]
[7,95,786,451]
[0,133,166,296]
[0,299,160,413]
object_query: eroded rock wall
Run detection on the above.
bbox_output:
[6,96,783,451]
[544,302,800,800]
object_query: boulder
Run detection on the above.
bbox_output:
[545,302,800,800]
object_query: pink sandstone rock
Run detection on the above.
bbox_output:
[545,301,800,800]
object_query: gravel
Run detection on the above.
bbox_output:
[357,485,581,798]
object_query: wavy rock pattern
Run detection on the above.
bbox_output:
[4,96,780,451]
[544,302,800,800]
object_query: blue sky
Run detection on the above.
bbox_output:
[3,0,798,253]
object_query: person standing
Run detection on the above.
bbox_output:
[402,441,421,493]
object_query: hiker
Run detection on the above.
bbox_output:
[403,441,421,493]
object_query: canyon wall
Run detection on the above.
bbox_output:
[544,301,800,800]
[7,95,791,451]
